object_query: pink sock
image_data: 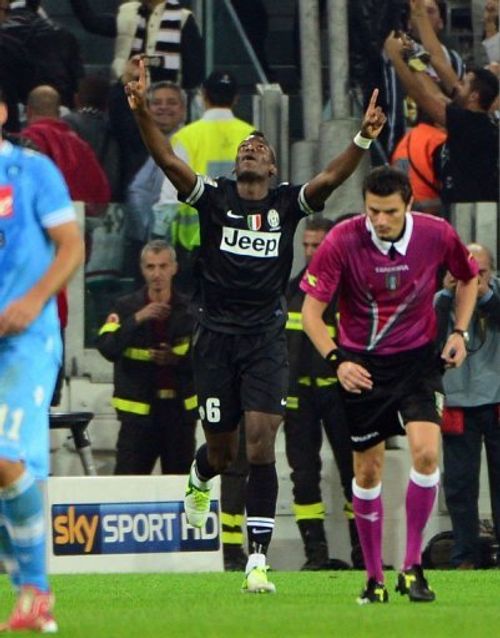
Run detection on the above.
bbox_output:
[404,468,439,571]
[352,480,384,583]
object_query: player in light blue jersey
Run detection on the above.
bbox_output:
[0,86,84,633]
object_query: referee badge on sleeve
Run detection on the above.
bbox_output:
[305,271,317,287]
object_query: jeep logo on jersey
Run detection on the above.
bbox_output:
[220,227,280,258]
[247,214,261,231]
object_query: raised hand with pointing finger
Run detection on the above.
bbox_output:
[360,88,387,140]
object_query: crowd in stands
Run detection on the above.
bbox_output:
[0,0,498,573]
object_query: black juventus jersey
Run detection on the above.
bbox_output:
[180,176,322,333]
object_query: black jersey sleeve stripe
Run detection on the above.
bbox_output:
[184,175,205,205]
[298,183,317,216]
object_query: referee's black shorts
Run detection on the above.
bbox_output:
[192,323,289,433]
[339,343,444,452]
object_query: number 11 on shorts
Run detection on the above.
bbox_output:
[0,404,24,441]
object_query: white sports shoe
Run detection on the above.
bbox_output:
[241,566,276,594]
[184,477,211,528]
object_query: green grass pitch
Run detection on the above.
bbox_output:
[0,570,498,637]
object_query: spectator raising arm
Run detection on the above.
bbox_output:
[410,0,460,95]
[126,58,196,198]
[384,31,449,126]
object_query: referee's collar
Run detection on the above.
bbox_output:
[365,212,413,256]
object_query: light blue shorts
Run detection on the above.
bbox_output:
[0,332,62,479]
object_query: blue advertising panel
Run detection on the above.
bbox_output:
[52,501,219,555]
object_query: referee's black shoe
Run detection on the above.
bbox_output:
[356,578,389,605]
[396,565,435,602]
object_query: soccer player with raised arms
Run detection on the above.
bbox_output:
[301,166,478,603]
[126,58,386,593]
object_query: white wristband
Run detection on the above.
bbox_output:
[353,131,373,150]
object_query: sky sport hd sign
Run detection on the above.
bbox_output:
[45,476,223,573]
[52,501,219,555]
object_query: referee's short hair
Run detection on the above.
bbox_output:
[362,166,413,205]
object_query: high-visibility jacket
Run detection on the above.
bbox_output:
[96,287,197,425]
[285,270,338,407]
[392,123,446,212]
[170,111,254,251]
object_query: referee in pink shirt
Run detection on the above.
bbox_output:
[301,166,478,605]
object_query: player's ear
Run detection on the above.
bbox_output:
[406,196,414,212]
[0,103,7,127]
[268,164,277,177]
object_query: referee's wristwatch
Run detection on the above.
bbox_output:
[451,328,470,346]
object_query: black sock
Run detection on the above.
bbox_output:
[194,444,217,481]
[246,462,278,554]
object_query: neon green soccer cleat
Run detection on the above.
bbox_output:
[241,566,276,594]
[184,478,211,528]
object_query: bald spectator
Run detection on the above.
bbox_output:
[435,243,500,569]
[22,85,110,207]
[21,85,111,403]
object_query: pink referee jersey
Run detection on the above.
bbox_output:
[300,212,478,355]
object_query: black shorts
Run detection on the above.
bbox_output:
[192,323,289,432]
[339,344,444,451]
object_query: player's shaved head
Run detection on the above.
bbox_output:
[238,131,277,165]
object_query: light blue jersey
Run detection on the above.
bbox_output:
[0,141,75,478]
[0,141,75,340]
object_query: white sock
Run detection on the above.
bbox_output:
[245,552,266,575]
[190,462,212,490]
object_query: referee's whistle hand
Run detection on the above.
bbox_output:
[338,362,373,394]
